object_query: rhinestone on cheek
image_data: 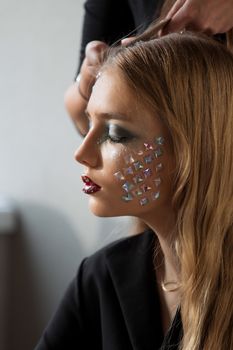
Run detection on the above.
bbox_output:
[155,163,163,172]
[154,177,162,187]
[154,147,163,158]
[144,143,154,151]
[136,149,144,156]
[123,166,134,175]
[133,161,144,171]
[143,168,152,178]
[132,188,143,196]
[124,154,135,164]
[133,174,144,184]
[151,191,160,200]
[122,193,134,202]
[139,197,149,206]
[122,181,134,192]
[155,136,165,145]
[114,171,125,181]
[144,154,154,164]
[140,184,152,192]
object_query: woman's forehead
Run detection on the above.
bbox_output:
[89,68,162,130]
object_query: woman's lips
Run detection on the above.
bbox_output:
[81,175,101,194]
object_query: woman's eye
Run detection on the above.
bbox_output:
[107,124,134,144]
[107,134,129,143]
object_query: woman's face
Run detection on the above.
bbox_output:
[75,67,175,222]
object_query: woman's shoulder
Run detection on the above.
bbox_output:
[80,229,155,281]
[55,228,158,340]
[87,228,154,259]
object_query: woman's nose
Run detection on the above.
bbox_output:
[74,133,100,168]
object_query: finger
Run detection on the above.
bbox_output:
[165,0,186,20]
[162,3,192,34]
[85,40,109,65]
[121,36,135,46]
[157,19,172,37]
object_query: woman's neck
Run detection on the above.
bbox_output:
[142,209,181,332]
[143,205,179,280]
[154,234,181,334]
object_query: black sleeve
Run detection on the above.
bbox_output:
[76,0,135,76]
[34,259,89,350]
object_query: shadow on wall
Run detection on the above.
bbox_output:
[7,202,84,350]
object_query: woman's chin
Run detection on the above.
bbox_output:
[88,199,115,217]
[88,196,128,218]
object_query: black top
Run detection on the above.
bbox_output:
[35,230,182,349]
[77,0,164,73]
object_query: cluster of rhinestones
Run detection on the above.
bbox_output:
[114,136,165,206]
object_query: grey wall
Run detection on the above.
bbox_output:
[0,1,129,349]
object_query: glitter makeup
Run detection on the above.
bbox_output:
[143,168,152,178]
[114,171,125,181]
[112,135,165,205]
[151,191,160,200]
[133,189,143,196]
[140,197,149,206]
[141,184,152,192]
[123,167,134,175]
[155,136,165,145]
[122,181,134,192]
[133,174,144,184]
[122,193,133,202]
[144,154,154,164]
[154,147,163,158]
[144,143,154,150]
[133,161,144,171]
[154,177,162,187]
[124,154,135,164]
[155,163,163,172]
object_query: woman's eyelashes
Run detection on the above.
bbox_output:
[87,113,134,144]
[87,119,136,145]
[107,124,135,144]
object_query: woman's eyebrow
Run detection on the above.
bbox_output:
[85,109,130,121]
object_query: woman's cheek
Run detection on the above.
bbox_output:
[112,136,166,206]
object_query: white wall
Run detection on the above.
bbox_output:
[0,1,128,349]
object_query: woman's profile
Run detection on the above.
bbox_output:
[35,30,233,349]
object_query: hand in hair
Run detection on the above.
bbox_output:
[161,0,233,35]
[64,41,108,136]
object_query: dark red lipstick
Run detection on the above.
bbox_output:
[81,175,101,194]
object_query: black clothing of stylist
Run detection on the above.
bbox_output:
[77,0,164,72]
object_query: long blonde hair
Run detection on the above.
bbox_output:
[102,33,233,349]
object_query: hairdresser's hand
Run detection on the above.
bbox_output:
[161,0,233,35]
[64,41,108,136]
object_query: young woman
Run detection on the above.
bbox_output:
[36,31,233,349]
